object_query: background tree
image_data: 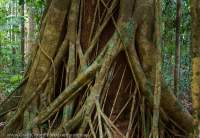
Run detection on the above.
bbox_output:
[0,0,44,95]
[174,0,181,97]
[20,0,25,70]
[162,0,191,110]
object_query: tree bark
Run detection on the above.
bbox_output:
[0,0,193,137]
[21,0,25,70]
[26,1,35,62]
[191,0,200,136]
[174,0,181,97]
[152,0,162,137]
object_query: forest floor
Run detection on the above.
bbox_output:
[0,90,193,134]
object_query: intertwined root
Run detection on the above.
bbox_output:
[0,0,192,137]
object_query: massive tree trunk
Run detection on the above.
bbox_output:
[0,0,192,137]
[191,0,200,137]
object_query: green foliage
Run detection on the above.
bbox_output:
[162,0,191,95]
[26,0,45,25]
[0,0,44,95]
[10,74,22,83]
[0,72,22,95]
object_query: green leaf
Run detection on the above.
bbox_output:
[10,74,22,83]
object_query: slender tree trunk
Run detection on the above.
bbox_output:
[10,1,16,73]
[174,0,181,97]
[152,0,162,137]
[21,0,25,71]
[26,1,35,61]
